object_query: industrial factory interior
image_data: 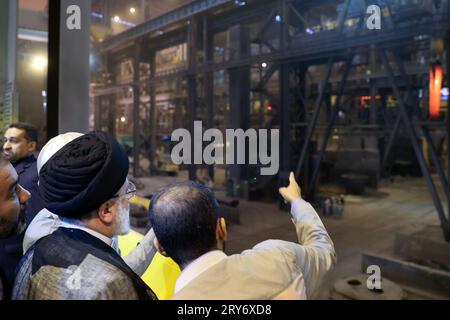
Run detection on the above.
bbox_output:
[1,0,450,303]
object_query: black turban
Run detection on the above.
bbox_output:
[39,131,129,219]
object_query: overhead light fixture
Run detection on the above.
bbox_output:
[130,7,136,14]
[261,62,268,68]
[112,16,136,27]
[91,12,104,19]
[120,117,126,123]
[275,15,281,22]
[31,56,47,71]
[441,87,449,97]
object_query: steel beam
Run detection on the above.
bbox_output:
[212,0,276,33]
[195,20,446,74]
[308,53,354,196]
[253,9,277,43]
[382,112,402,168]
[295,57,334,179]
[252,64,278,91]
[338,0,350,33]
[382,50,415,171]
[251,37,277,54]
[393,51,414,113]
[102,1,448,76]
[279,0,289,49]
[304,4,365,195]
[102,0,232,52]
[379,48,449,241]
[288,1,307,27]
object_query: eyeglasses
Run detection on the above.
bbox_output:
[112,180,137,201]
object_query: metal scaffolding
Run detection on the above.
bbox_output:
[94,0,450,240]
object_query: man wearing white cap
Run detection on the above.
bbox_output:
[22,133,156,277]
[13,132,158,300]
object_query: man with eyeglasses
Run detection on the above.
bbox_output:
[12,131,157,300]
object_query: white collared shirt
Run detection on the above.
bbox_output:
[174,250,227,294]
[59,217,113,247]
[23,209,120,254]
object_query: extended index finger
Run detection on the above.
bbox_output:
[289,172,296,184]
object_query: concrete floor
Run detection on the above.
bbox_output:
[133,172,445,299]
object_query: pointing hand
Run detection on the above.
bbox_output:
[279,172,302,204]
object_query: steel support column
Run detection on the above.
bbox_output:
[203,14,215,180]
[187,17,198,181]
[187,74,197,181]
[228,24,250,195]
[295,58,334,179]
[149,52,157,175]
[228,67,250,188]
[279,62,291,187]
[132,40,143,177]
[279,0,289,50]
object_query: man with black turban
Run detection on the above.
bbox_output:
[12,131,157,300]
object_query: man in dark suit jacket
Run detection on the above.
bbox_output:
[1,123,44,299]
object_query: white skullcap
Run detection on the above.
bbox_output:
[37,132,84,175]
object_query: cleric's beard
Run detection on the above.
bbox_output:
[113,201,131,236]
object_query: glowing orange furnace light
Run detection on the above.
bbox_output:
[429,62,443,119]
